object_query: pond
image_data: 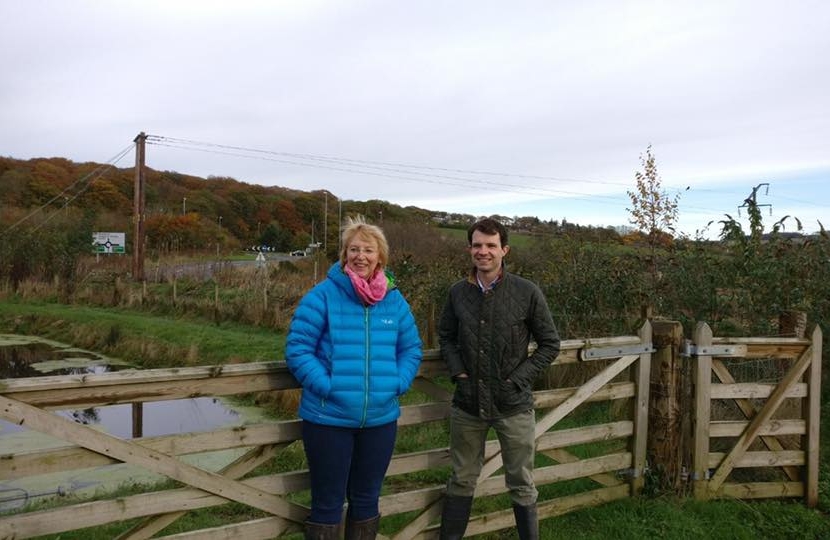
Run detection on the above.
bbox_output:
[0,334,261,512]
[0,334,243,437]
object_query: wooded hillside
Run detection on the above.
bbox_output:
[0,155,623,256]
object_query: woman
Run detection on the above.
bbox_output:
[285,215,422,540]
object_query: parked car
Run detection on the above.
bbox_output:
[290,250,306,257]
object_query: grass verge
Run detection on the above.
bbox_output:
[0,298,283,367]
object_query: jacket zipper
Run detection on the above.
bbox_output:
[360,305,370,427]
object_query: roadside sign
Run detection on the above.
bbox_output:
[92,232,126,254]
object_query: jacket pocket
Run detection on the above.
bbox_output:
[453,377,475,409]
[496,378,527,410]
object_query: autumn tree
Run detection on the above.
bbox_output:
[626,145,680,309]
[627,145,679,242]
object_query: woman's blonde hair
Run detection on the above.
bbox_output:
[339,215,389,268]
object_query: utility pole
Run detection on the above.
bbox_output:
[323,191,328,253]
[132,132,147,281]
[338,197,342,253]
[738,182,772,217]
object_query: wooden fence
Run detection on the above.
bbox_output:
[0,321,822,539]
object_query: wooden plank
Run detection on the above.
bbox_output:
[718,481,804,499]
[398,402,450,425]
[709,419,805,438]
[712,337,810,346]
[540,448,624,487]
[379,486,445,519]
[531,453,632,486]
[0,362,285,392]
[692,322,713,500]
[2,374,282,409]
[0,395,308,522]
[534,382,635,408]
[707,344,814,492]
[709,338,809,360]
[710,382,807,399]
[537,421,633,449]
[386,447,452,476]
[711,359,801,481]
[707,450,805,468]
[536,484,630,518]
[631,321,652,493]
[804,325,822,507]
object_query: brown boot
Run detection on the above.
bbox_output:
[344,514,380,540]
[304,520,341,540]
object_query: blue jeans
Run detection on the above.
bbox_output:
[302,420,397,524]
[446,406,538,506]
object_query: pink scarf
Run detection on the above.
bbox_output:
[345,266,388,305]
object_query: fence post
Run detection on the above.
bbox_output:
[132,402,143,438]
[805,325,822,507]
[425,301,436,349]
[631,321,652,495]
[692,322,713,500]
[647,320,687,494]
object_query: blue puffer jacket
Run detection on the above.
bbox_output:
[285,263,422,428]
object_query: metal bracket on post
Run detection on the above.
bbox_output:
[580,344,655,361]
[681,340,747,357]
[690,469,711,480]
[616,467,641,479]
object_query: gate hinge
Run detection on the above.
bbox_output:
[616,467,642,479]
[580,344,654,361]
[689,469,711,480]
[681,340,747,357]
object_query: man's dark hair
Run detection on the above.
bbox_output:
[467,218,509,247]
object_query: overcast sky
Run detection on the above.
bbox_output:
[2,0,828,238]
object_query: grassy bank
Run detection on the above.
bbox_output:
[0,298,283,367]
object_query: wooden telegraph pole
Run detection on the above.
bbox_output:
[132,132,147,281]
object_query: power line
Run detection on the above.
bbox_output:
[147,135,633,188]
[147,136,631,207]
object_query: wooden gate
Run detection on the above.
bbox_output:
[688,322,822,506]
[0,325,654,539]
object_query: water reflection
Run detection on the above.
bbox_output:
[0,335,242,438]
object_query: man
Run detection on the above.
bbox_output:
[438,218,560,540]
